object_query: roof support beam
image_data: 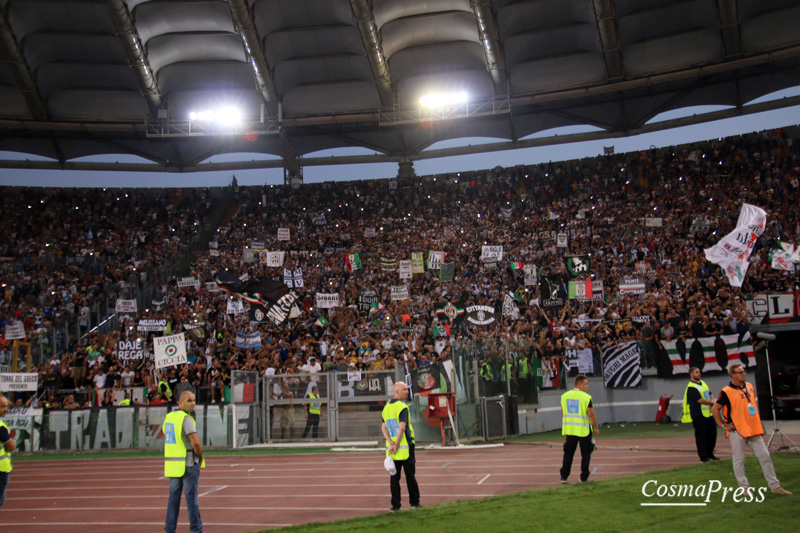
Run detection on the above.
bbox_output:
[470,0,507,96]
[591,0,624,81]
[4,92,799,173]
[227,0,279,114]
[0,5,48,120]
[105,0,162,117]
[349,0,394,108]
[717,0,742,58]
[469,0,508,96]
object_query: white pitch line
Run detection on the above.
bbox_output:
[477,474,491,485]
[6,493,497,501]
[0,522,292,528]
[199,485,227,497]
[3,506,387,512]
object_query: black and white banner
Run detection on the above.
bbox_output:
[154,333,187,370]
[398,260,412,279]
[115,299,137,313]
[481,245,503,261]
[0,373,37,392]
[391,285,409,301]
[283,268,304,288]
[137,319,167,333]
[541,275,564,310]
[565,348,594,374]
[523,264,537,286]
[117,339,147,366]
[227,299,245,314]
[266,251,285,267]
[316,293,340,309]
[358,295,380,312]
[556,232,568,247]
[381,257,397,271]
[278,228,290,241]
[177,277,200,288]
[314,213,327,225]
[601,340,642,388]
[427,251,445,270]
[365,228,376,238]
[465,305,496,327]
[4,321,26,340]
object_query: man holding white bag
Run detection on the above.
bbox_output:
[381,382,423,512]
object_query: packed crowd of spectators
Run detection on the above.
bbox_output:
[0,188,214,366]
[7,127,800,411]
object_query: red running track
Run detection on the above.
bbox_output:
[2,444,708,532]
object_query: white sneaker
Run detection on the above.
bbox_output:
[211,399,216,404]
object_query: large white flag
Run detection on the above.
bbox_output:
[154,333,188,369]
[704,203,766,287]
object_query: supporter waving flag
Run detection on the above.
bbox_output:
[704,203,767,287]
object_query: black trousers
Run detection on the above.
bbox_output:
[390,448,420,509]
[692,415,717,460]
[302,413,320,439]
[560,434,594,482]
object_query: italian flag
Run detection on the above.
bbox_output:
[345,252,361,271]
[509,261,523,270]
[314,315,330,328]
[568,280,593,300]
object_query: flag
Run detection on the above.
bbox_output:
[602,341,642,387]
[661,333,755,374]
[435,301,464,323]
[283,268,304,288]
[432,325,451,337]
[345,252,361,271]
[314,315,330,328]
[509,261,523,270]
[502,293,516,316]
[619,276,646,295]
[410,365,440,394]
[541,275,564,310]
[428,251,445,270]
[604,146,614,155]
[216,270,291,307]
[704,203,767,287]
[314,213,327,225]
[411,252,425,273]
[563,255,590,279]
[770,243,795,272]
[391,285,409,301]
[440,262,455,282]
[568,280,593,300]
[316,293,340,309]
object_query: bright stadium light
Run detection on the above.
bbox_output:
[419,91,468,108]
[188,106,242,127]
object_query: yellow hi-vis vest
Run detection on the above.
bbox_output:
[681,380,712,423]
[382,400,415,461]
[561,389,592,437]
[0,420,11,473]
[309,392,321,415]
[519,357,530,378]
[118,398,131,406]
[162,410,204,477]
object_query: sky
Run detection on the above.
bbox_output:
[1,87,799,189]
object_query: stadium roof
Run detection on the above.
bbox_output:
[1,0,799,175]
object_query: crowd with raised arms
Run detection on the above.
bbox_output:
[9,127,800,407]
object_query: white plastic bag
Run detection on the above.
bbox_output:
[384,455,397,475]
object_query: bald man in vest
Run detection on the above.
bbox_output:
[163,391,205,533]
[381,382,422,512]
[712,362,791,496]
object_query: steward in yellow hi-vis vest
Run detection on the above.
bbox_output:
[559,375,599,484]
[0,394,15,509]
[163,391,205,533]
[380,382,421,511]
[681,367,718,463]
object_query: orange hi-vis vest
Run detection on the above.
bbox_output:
[721,382,763,438]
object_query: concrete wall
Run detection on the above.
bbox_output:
[520,373,733,434]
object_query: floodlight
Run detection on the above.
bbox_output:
[419,91,468,108]
[188,107,243,127]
